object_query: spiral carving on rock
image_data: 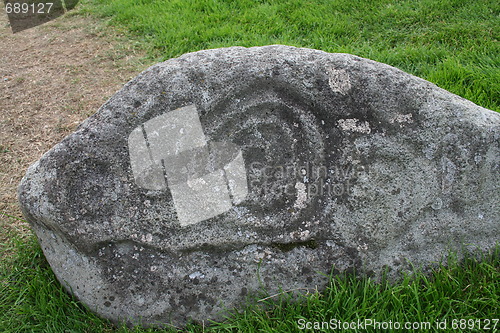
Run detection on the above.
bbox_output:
[204,83,327,226]
[18,45,500,327]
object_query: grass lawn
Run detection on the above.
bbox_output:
[1,0,499,332]
[82,0,499,112]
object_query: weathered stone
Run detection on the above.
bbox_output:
[18,45,499,327]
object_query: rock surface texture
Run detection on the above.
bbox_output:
[19,45,499,327]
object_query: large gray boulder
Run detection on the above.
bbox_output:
[18,45,499,327]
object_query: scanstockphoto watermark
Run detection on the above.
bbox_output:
[248,161,368,199]
[3,0,79,33]
[297,318,499,331]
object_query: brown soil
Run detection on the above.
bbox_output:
[0,12,151,236]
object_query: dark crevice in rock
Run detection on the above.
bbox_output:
[270,239,319,252]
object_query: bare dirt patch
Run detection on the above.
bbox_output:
[0,12,151,236]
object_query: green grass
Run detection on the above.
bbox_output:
[80,0,499,112]
[1,216,499,332]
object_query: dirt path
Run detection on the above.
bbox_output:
[0,12,150,234]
